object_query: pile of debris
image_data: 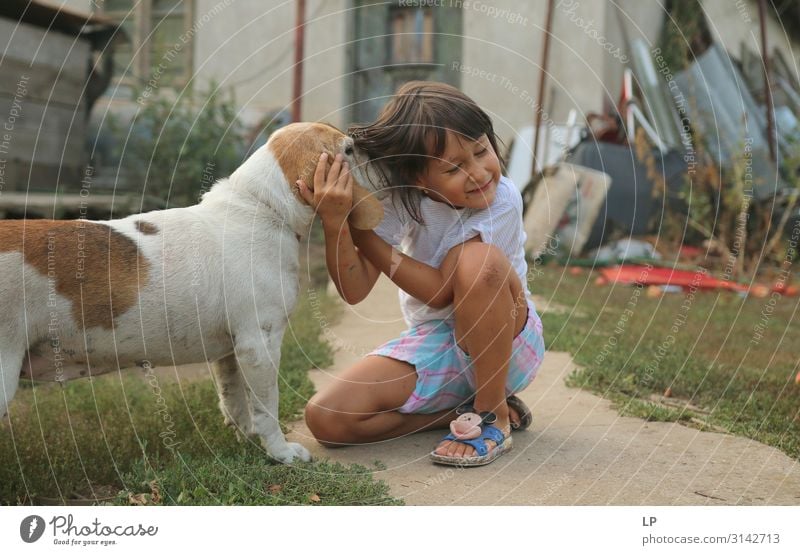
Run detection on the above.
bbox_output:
[509,5,799,298]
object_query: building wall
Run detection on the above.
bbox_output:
[192,0,348,128]
[301,0,350,125]
[457,1,541,143]
[458,0,607,143]
[702,0,800,64]
[0,17,89,191]
[196,0,609,140]
[546,0,609,121]
[59,0,94,13]
[79,0,799,144]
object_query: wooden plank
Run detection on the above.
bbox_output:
[0,57,87,107]
[0,98,86,167]
[0,18,89,74]
[0,159,83,192]
[0,192,166,219]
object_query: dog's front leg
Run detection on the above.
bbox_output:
[234,327,311,463]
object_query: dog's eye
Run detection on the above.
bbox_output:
[344,146,354,156]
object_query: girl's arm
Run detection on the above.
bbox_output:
[320,221,381,305]
[351,229,474,309]
[297,153,381,304]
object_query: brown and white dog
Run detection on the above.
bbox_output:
[0,122,385,463]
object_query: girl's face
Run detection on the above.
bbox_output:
[417,131,501,210]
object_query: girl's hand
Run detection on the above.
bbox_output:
[296,152,353,227]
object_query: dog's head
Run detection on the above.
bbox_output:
[266,122,385,230]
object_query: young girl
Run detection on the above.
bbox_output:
[297,81,544,466]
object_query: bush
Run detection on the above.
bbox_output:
[121,85,246,207]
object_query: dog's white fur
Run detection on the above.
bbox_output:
[0,122,383,463]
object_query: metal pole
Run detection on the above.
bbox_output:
[757,0,776,161]
[532,0,555,178]
[292,0,306,122]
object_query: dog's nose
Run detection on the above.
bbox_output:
[343,137,354,156]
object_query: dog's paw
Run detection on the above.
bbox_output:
[270,442,311,464]
[289,442,312,462]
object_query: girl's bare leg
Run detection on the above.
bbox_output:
[305,351,525,447]
[433,242,527,459]
[305,354,457,446]
[305,242,526,451]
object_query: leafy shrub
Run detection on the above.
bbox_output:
[121,85,246,207]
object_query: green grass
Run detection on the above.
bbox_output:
[0,289,401,506]
[118,456,397,506]
[531,264,800,460]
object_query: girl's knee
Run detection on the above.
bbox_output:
[453,242,516,292]
[304,413,347,447]
[305,392,368,447]
[304,394,352,446]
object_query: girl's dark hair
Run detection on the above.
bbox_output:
[348,81,503,223]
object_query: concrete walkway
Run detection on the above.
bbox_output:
[287,276,800,505]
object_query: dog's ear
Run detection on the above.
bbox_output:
[349,182,383,230]
[304,157,382,230]
[269,129,326,188]
[269,124,383,229]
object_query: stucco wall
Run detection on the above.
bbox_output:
[198,0,611,141]
[458,0,607,143]
[702,0,800,66]
[76,0,800,143]
[192,0,348,128]
[60,0,93,13]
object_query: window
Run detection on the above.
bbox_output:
[99,0,194,90]
[389,7,434,64]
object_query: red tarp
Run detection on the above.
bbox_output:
[598,265,798,296]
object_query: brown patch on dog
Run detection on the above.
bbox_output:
[267,122,384,229]
[134,220,159,235]
[0,220,148,329]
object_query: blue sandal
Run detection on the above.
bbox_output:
[430,412,513,467]
[456,395,533,430]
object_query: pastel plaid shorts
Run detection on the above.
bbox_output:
[368,300,545,414]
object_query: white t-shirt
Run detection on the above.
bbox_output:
[373,175,532,328]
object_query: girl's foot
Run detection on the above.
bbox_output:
[509,404,522,428]
[456,395,531,429]
[506,395,533,430]
[433,411,512,459]
[435,396,532,459]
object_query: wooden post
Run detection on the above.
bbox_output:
[757,0,776,162]
[292,0,306,122]
[532,0,555,179]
